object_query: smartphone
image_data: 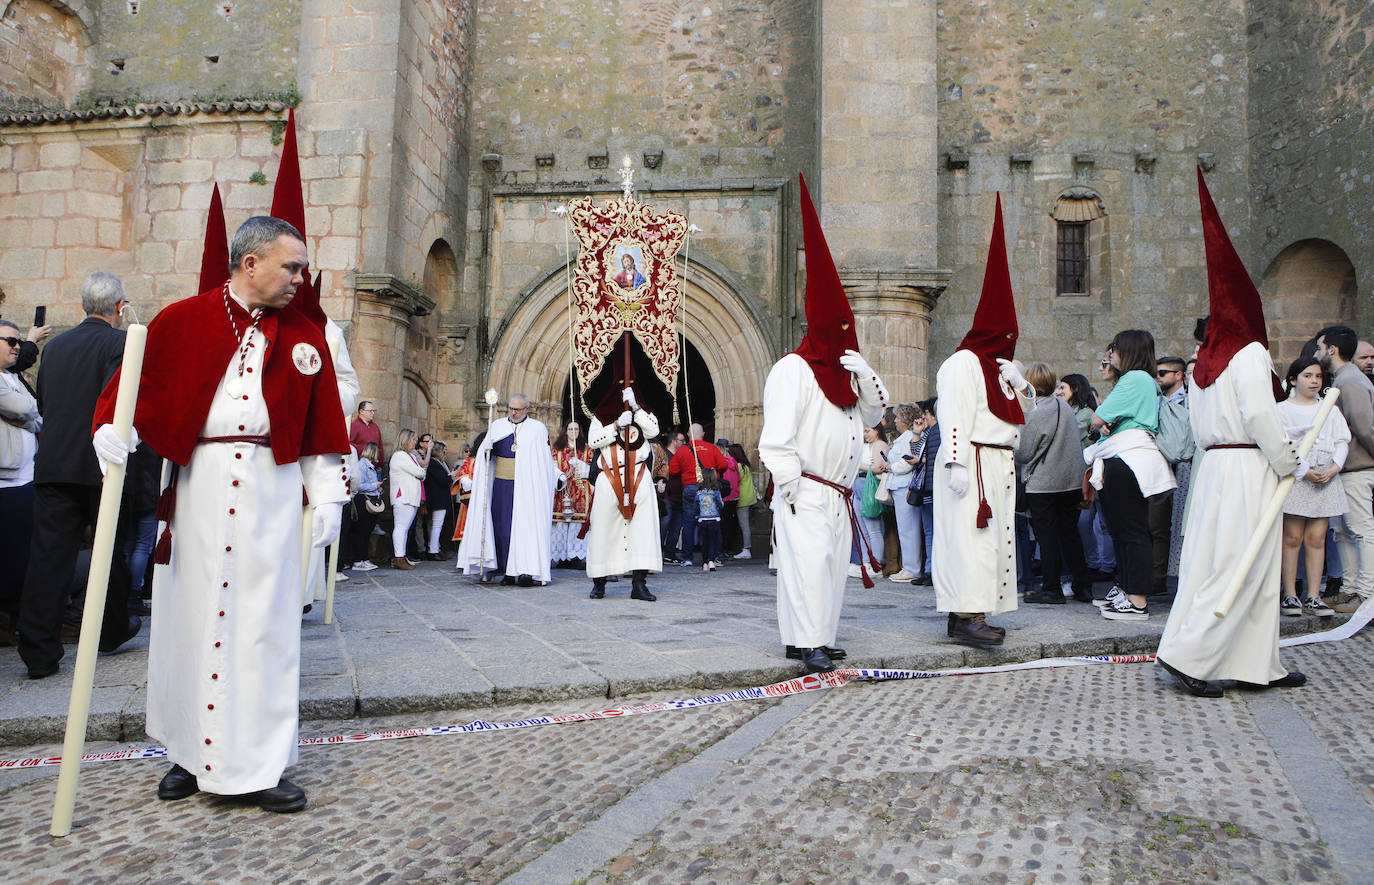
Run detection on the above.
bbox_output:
[33,305,46,327]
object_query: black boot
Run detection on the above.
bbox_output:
[589,578,606,599]
[630,571,656,602]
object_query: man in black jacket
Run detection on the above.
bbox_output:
[17,271,140,679]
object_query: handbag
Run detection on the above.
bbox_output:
[364,494,385,514]
[860,471,884,518]
[874,472,892,503]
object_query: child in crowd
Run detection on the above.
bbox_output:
[697,469,725,572]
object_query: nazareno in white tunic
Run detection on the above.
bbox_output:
[585,410,662,578]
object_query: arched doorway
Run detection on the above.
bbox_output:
[558,336,717,440]
[485,257,772,454]
[1261,239,1358,364]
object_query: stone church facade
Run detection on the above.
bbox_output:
[1,0,1369,453]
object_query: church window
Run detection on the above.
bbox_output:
[1051,190,1107,299]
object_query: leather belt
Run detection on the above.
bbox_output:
[198,434,271,446]
[1205,443,1260,451]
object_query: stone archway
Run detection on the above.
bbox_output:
[1260,239,1358,364]
[486,257,775,453]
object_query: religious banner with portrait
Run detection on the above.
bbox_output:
[567,195,687,398]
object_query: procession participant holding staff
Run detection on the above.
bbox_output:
[585,336,662,601]
[1156,169,1302,699]
[455,393,558,586]
[92,215,350,812]
[759,174,888,675]
[932,195,1032,648]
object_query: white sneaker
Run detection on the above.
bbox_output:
[735,549,752,560]
[703,563,711,572]
[709,562,718,571]
[682,560,694,567]
[847,563,863,579]
[335,572,348,582]
[888,569,916,583]
[352,561,378,572]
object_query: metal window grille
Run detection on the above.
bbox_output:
[1057,221,1088,295]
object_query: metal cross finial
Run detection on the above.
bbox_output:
[619,155,635,202]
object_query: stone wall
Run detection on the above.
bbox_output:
[0,0,92,111]
[1248,0,1374,340]
[0,111,294,330]
[935,0,1252,380]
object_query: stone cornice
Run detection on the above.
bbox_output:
[352,273,435,317]
[0,99,290,128]
[840,268,952,314]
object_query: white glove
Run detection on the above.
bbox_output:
[622,387,637,410]
[996,358,1029,396]
[616,410,633,428]
[1285,424,1312,442]
[93,424,140,475]
[946,463,969,497]
[838,349,871,377]
[1293,457,1311,481]
[310,502,344,548]
[779,476,801,505]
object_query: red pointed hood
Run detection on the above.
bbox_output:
[197,182,229,295]
[791,173,860,408]
[958,194,1023,424]
[1193,167,1284,400]
[270,108,326,329]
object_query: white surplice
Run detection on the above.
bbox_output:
[585,410,662,578]
[932,349,1031,616]
[456,416,558,583]
[759,353,887,648]
[1157,342,1300,682]
[146,323,348,795]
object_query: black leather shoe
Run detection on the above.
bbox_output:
[589,579,606,599]
[1023,591,1065,605]
[785,645,847,661]
[98,616,142,653]
[516,574,536,587]
[1158,658,1223,698]
[630,583,657,602]
[948,615,1004,648]
[1071,584,1095,603]
[157,764,200,801]
[243,778,307,813]
[801,647,834,674]
[1236,670,1308,690]
[500,575,517,586]
[913,573,933,586]
[27,662,59,680]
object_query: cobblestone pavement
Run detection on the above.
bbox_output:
[0,629,1369,883]
[0,558,1346,745]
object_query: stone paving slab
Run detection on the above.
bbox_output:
[0,557,1348,746]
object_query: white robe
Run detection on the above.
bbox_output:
[456,416,558,583]
[932,349,1031,616]
[305,317,359,604]
[146,324,348,795]
[759,353,886,647]
[1157,342,1300,682]
[586,411,662,578]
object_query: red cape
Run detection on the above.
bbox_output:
[94,286,348,467]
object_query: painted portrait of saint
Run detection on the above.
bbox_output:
[609,242,648,293]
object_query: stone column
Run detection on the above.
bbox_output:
[819,0,947,402]
[352,273,435,444]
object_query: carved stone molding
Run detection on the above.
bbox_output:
[352,272,435,319]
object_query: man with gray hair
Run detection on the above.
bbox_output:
[17,271,142,680]
[92,215,351,813]
[456,392,558,585]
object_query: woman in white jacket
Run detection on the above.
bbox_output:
[388,429,429,570]
[0,320,41,629]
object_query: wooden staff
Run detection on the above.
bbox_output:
[51,324,147,838]
[1214,387,1340,619]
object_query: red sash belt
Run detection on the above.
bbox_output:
[801,471,881,589]
[973,442,1013,529]
[152,434,273,564]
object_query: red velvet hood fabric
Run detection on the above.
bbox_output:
[958,194,1024,425]
[270,108,327,330]
[791,173,860,408]
[93,287,348,467]
[197,183,229,296]
[1193,167,1285,400]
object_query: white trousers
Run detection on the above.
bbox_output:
[392,502,419,557]
[428,511,446,553]
[1334,468,1374,596]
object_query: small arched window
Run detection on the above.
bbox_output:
[1051,190,1107,298]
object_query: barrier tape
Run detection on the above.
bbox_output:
[3,600,1368,774]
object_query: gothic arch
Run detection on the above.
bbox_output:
[486,256,774,447]
[1260,238,1358,363]
[0,0,95,108]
